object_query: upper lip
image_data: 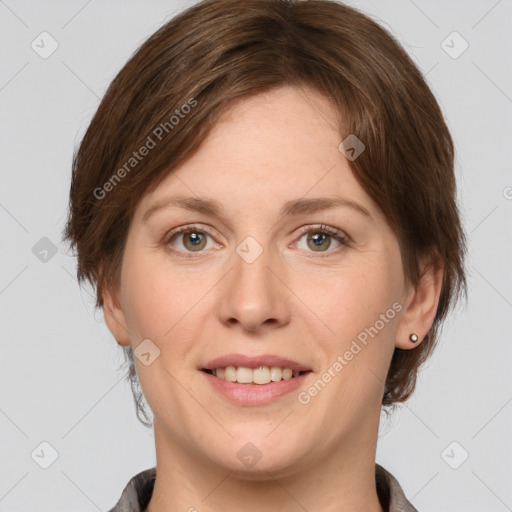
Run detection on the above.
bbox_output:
[202,354,311,372]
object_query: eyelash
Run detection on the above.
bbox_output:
[162,224,351,259]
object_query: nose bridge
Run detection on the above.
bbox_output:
[217,233,289,331]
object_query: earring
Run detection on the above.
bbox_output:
[409,333,419,343]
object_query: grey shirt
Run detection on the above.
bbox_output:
[108,464,418,511]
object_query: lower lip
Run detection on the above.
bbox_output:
[201,371,311,406]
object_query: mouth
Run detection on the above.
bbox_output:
[200,365,313,406]
[201,366,312,385]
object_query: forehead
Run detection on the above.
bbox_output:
[134,85,378,223]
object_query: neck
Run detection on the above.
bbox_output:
[145,414,384,512]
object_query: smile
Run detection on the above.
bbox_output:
[202,366,310,385]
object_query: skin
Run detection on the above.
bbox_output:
[103,85,443,512]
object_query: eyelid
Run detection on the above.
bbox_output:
[162,223,351,257]
[294,223,349,241]
[292,223,352,256]
[162,223,218,247]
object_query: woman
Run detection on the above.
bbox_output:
[63,0,467,510]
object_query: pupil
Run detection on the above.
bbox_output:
[309,232,330,250]
[189,233,201,244]
[185,231,206,251]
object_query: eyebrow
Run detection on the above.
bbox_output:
[142,195,372,223]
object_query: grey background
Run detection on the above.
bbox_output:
[1,0,511,510]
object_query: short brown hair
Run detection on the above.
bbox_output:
[63,0,467,425]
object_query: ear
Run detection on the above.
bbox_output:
[395,256,444,350]
[103,285,131,347]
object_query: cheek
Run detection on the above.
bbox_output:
[303,264,401,414]
[304,258,401,337]
[303,258,403,400]
[119,246,216,343]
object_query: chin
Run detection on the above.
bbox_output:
[228,456,307,482]
[211,435,308,480]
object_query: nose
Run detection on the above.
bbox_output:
[217,239,291,334]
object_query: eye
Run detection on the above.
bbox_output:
[293,224,350,255]
[163,225,217,255]
[162,223,350,258]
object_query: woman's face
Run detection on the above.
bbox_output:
[107,85,415,477]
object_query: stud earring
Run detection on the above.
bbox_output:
[409,333,419,343]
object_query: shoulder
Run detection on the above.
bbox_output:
[108,464,417,512]
[107,467,156,512]
[376,463,418,512]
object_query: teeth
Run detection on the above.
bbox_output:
[224,366,237,382]
[236,366,253,383]
[270,366,282,381]
[253,366,270,384]
[211,365,303,384]
[283,368,293,380]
